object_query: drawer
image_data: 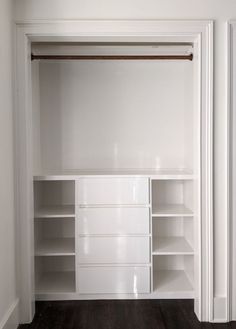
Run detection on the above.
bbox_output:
[78,207,150,235]
[78,236,150,264]
[76,177,149,205]
[78,266,150,294]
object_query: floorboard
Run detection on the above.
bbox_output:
[18,300,236,329]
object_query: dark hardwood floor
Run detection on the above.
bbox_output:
[19,300,236,329]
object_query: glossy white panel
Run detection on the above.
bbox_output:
[78,237,150,264]
[78,207,149,235]
[78,266,150,294]
[76,177,149,205]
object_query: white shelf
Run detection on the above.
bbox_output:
[33,168,194,181]
[152,237,194,255]
[34,205,75,218]
[36,271,75,294]
[152,204,193,217]
[35,238,75,256]
[153,270,193,293]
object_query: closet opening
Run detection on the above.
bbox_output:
[14,21,213,323]
[31,41,198,302]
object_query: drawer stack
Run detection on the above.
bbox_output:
[76,177,151,294]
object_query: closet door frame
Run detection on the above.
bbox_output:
[14,20,213,323]
[227,21,236,322]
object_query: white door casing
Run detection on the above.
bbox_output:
[14,20,213,323]
[227,21,236,322]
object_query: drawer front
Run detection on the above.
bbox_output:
[76,178,149,205]
[78,207,150,235]
[78,237,150,264]
[78,266,150,294]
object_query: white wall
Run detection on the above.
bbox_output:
[33,60,193,172]
[14,0,232,314]
[0,0,18,328]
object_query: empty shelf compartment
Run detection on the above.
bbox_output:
[152,204,193,217]
[34,180,75,218]
[35,256,75,294]
[153,270,193,293]
[153,255,194,295]
[152,237,194,255]
[35,205,75,218]
[35,238,75,256]
[152,180,194,217]
[36,271,75,294]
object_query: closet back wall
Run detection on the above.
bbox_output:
[32,60,193,173]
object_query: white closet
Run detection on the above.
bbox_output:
[31,42,198,301]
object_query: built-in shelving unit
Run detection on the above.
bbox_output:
[34,181,76,295]
[151,177,194,297]
[32,173,195,300]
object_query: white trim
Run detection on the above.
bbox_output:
[14,20,213,323]
[0,299,19,329]
[227,20,236,322]
[212,296,227,323]
[226,21,231,323]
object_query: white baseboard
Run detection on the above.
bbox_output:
[212,296,227,322]
[0,299,19,329]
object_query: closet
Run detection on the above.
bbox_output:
[31,42,198,301]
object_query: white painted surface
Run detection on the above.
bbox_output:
[33,168,194,180]
[0,0,18,328]
[213,297,227,322]
[152,237,194,255]
[78,266,150,294]
[33,59,193,172]
[31,43,193,56]
[78,236,150,264]
[36,272,75,294]
[152,204,193,217]
[35,238,75,256]
[228,21,236,322]
[15,20,212,322]
[78,207,150,235]
[14,1,227,319]
[153,270,193,294]
[0,299,19,329]
[76,178,149,205]
[34,205,75,218]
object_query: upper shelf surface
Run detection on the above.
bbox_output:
[34,169,195,181]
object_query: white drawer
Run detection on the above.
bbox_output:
[78,236,150,264]
[76,177,149,205]
[78,207,150,235]
[78,266,150,294]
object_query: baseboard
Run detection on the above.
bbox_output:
[212,296,227,322]
[0,299,19,329]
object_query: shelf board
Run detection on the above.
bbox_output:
[33,168,194,181]
[153,270,193,293]
[35,238,75,256]
[152,204,193,217]
[34,205,75,218]
[36,271,75,294]
[152,237,194,255]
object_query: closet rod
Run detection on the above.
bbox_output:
[31,53,193,61]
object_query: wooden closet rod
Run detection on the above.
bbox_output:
[31,53,193,61]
